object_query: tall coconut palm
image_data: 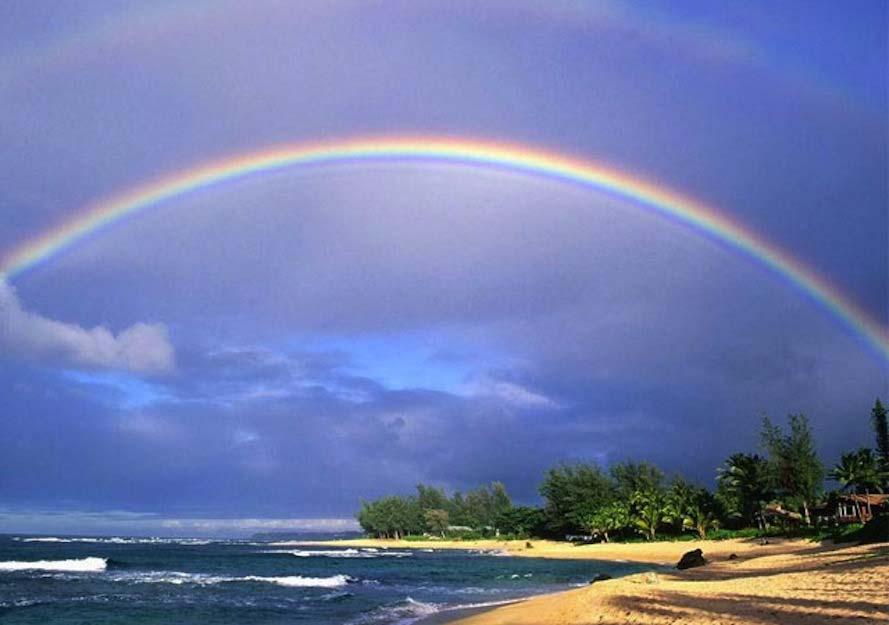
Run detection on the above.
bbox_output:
[829,448,886,522]
[717,453,771,529]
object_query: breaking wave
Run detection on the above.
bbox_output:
[264,548,412,559]
[351,596,521,625]
[14,537,215,546]
[109,571,357,588]
[0,557,108,572]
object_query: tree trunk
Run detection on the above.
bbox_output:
[802,501,811,526]
[603,531,609,543]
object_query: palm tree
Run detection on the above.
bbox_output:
[665,478,696,533]
[590,501,631,543]
[830,448,887,522]
[632,490,669,541]
[717,453,771,529]
[682,504,719,539]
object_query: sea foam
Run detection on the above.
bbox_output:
[110,571,356,588]
[0,557,108,572]
[264,548,412,559]
[15,537,214,546]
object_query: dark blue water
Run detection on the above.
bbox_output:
[0,535,646,624]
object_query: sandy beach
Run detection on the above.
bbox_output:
[310,538,889,624]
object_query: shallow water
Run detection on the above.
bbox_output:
[0,535,646,624]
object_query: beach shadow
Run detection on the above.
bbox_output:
[601,590,889,625]
[673,543,889,582]
[587,545,889,625]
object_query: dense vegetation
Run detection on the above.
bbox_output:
[356,399,889,542]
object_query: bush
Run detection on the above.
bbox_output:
[838,515,888,544]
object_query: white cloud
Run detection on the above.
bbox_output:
[0,281,174,374]
[465,376,559,409]
[160,517,360,533]
[0,508,359,537]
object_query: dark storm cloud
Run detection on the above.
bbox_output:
[0,1,886,531]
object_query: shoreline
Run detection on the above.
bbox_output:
[443,541,889,625]
[305,537,889,624]
[298,536,811,565]
[413,599,525,625]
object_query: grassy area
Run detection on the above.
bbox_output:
[387,522,881,545]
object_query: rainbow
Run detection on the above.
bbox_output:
[1,136,886,361]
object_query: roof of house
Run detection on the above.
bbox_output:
[763,504,804,521]
[839,493,889,505]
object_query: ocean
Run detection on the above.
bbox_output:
[0,535,647,624]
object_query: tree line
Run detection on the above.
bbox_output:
[356,399,889,541]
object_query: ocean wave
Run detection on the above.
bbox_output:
[263,548,412,559]
[13,536,214,546]
[350,597,440,625]
[0,598,43,608]
[242,574,355,588]
[108,571,357,588]
[0,557,108,572]
[351,596,522,625]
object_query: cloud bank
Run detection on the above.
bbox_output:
[0,281,174,373]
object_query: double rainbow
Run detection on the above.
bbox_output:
[2,136,886,360]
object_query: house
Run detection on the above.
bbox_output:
[762,503,803,526]
[832,493,889,524]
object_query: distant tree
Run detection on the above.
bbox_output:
[873,398,889,481]
[490,482,514,535]
[539,463,616,535]
[450,492,468,526]
[416,484,450,512]
[581,501,631,542]
[610,462,664,500]
[497,506,546,538]
[424,509,450,537]
[716,453,771,529]
[761,414,824,525]
[356,495,423,539]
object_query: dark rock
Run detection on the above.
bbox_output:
[728,553,739,560]
[588,573,613,584]
[676,548,707,570]
[525,541,533,549]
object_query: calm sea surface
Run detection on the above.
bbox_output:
[0,535,647,624]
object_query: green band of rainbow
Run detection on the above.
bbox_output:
[2,136,886,361]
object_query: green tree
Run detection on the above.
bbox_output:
[356,495,423,538]
[490,482,514,534]
[761,414,824,525]
[581,501,631,542]
[632,489,670,541]
[539,463,616,534]
[424,509,450,537]
[497,506,546,538]
[611,462,664,499]
[682,504,719,539]
[665,477,697,534]
[416,484,450,512]
[716,453,771,529]
[872,398,889,483]
[450,492,468,526]
[829,448,887,523]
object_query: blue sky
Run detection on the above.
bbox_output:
[0,0,886,536]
